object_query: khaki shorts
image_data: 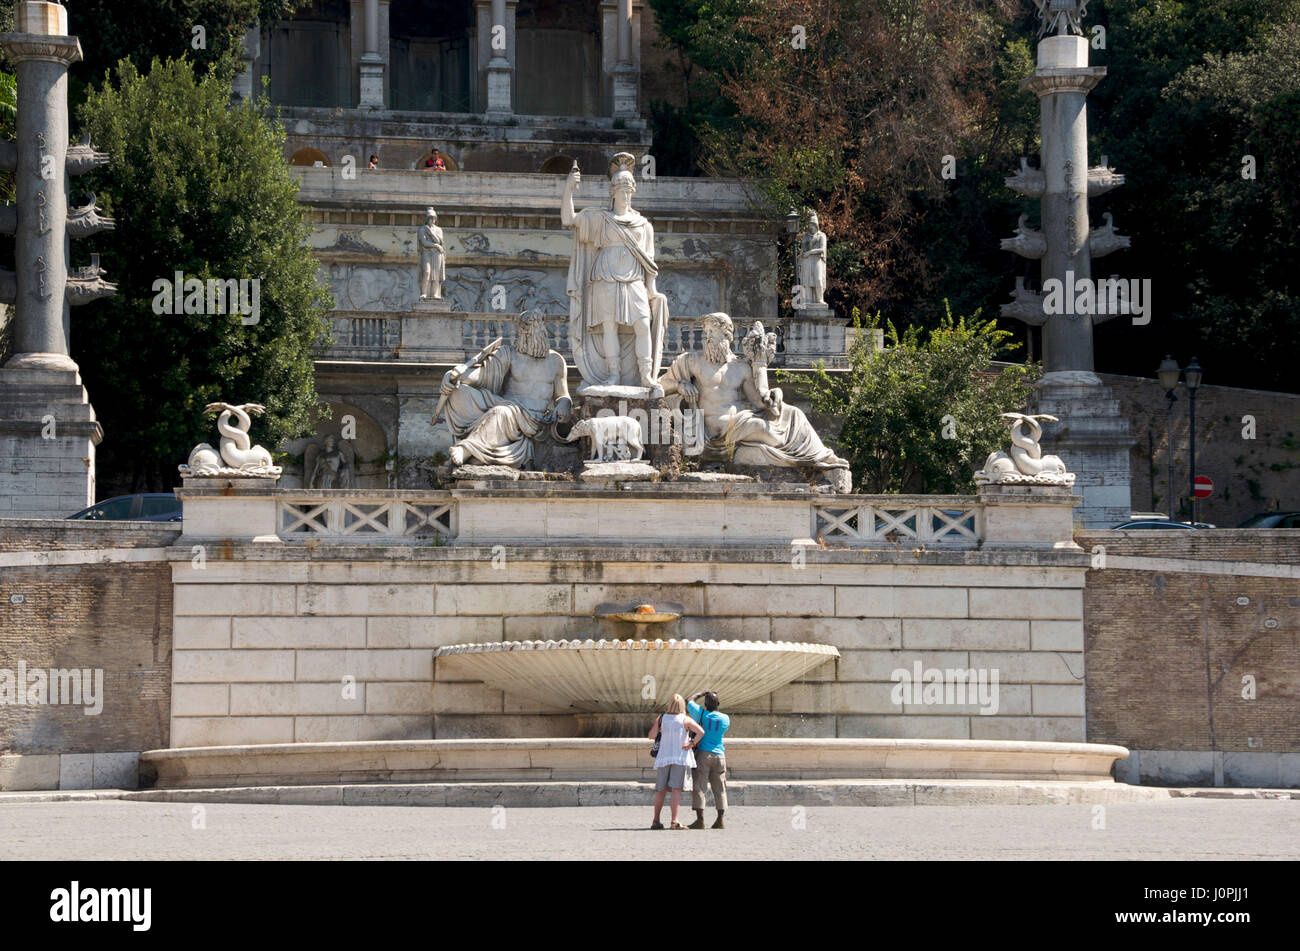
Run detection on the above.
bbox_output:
[655,764,688,791]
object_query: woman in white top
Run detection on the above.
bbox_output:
[649,693,703,830]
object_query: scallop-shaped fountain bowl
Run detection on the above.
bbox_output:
[433,638,839,713]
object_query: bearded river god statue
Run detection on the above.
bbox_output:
[436,310,573,468]
[562,153,668,397]
[657,312,851,491]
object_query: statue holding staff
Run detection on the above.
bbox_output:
[562,153,668,395]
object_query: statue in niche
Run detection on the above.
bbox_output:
[418,207,445,300]
[657,313,850,487]
[562,153,668,395]
[796,210,827,308]
[437,310,572,468]
[304,434,356,489]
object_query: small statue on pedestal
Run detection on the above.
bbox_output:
[180,402,282,478]
[795,210,828,309]
[418,207,445,301]
[975,413,1075,485]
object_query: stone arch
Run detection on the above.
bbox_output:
[415,148,459,171]
[283,402,390,489]
[540,154,577,174]
[290,147,330,167]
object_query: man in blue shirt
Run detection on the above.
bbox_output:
[686,689,730,829]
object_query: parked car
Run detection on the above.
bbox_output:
[68,493,182,522]
[1237,511,1300,528]
[1110,519,1214,530]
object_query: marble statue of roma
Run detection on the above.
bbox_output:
[562,152,668,395]
[657,312,850,482]
[438,309,572,467]
[797,210,827,307]
[418,207,445,300]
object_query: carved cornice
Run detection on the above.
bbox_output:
[0,32,83,66]
[1021,67,1106,98]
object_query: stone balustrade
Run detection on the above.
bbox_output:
[177,480,1080,550]
[318,310,866,369]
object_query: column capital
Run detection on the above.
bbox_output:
[0,33,82,66]
[1021,67,1106,99]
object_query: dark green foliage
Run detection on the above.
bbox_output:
[65,1,301,85]
[801,309,1039,494]
[73,56,331,492]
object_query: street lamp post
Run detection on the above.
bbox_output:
[1184,357,1204,524]
[784,208,800,313]
[1157,355,1182,521]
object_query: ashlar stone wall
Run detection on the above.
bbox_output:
[169,547,1088,747]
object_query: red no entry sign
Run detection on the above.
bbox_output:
[1194,475,1213,499]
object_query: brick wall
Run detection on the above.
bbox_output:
[1099,373,1300,527]
[0,519,177,755]
[1080,529,1300,754]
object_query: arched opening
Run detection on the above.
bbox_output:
[415,149,459,171]
[390,0,473,112]
[539,154,577,174]
[290,147,331,167]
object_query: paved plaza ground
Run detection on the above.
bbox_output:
[0,799,1296,861]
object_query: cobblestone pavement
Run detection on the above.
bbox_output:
[0,799,1296,860]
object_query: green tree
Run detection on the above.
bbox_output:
[66,0,300,86]
[73,55,331,492]
[1079,1,1300,392]
[802,310,1038,494]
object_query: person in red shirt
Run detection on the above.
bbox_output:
[425,148,446,171]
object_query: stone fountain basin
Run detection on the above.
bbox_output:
[433,638,840,713]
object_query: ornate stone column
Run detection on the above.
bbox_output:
[4,10,78,368]
[601,0,639,119]
[0,1,115,517]
[998,4,1134,527]
[354,0,389,109]
[475,0,516,116]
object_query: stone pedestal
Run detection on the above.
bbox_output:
[1033,377,1133,529]
[977,481,1082,549]
[412,298,451,313]
[358,54,385,109]
[0,366,100,517]
[611,63,638,119]
[176,476,281,543]
[792,302,836,320]
[574,393,679,468]
[485,60,512,116]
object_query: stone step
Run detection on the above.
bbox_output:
[121,778,1173,807]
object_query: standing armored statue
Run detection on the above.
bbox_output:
[562,153,668,395]
[418,207,445,300]
[796,210,827,308]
